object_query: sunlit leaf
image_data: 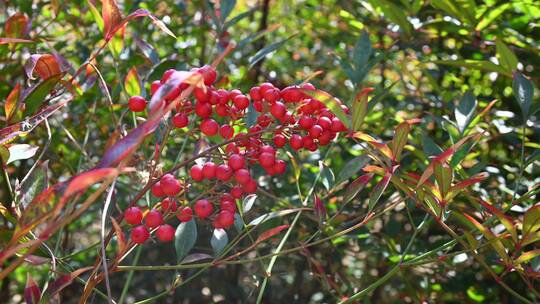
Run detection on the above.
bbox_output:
[242,194,257,213]
[6,144,38,164]
[124,67,141,97]
[5,83,21,123]
[475,3,511,31]
[249,209,301,226]
[495,40,518,72]
[455,90,477,134]
[432,59,510,76]
[24,54,62,80]
[249,33,297,69]
[390,122,410,162]
[514,249,540,265]
[523,205,540,236]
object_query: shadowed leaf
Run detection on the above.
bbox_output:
[344,174,373,204]
[210,228,228,256]
[5,13,30,38]
[175,220,197,262]
[22,73,64,117]
[43,267,91,299]
[512,72,534,120]
[24,274,41,304]
[496,40,518,72]
[455,90,477,134]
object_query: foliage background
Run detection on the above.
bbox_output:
[0,0,539,303]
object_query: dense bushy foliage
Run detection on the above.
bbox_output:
[0,1,539,303]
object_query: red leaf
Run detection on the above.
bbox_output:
[24,54,62,80]
[44,267,91,297]
[102,0,123,40]
[5,13,30,38]
[111,217,126,255]
[24,274,41,304]
[449,172,488,193]
[313,194,326,223]
[5,83,21,122]
[256,225,290,244]
[97,117,161,168]
[0,37,33,44]
[63,168,120,199]
[148,70,200,114]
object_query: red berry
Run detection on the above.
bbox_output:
[161,198,177,212]
[212,210,235,229]
[145,209,163,229]
[260,145,276,155]
[228,89,242,100]
[200,119,219,136]
[309,125,323,138]
[259,152,275,168]
[172,113,188,128]
[156,224,175,242]
[235,169,251,185]
[233,95,249,110]
[270,101,286,119]
[161,174,181,196]
[199,65,217,85]
[220,200,237,213]
[249,86,262,101]
[273,134,287,147]
[128,96,147,112]
[253,100,263,112]
[330,117,346,132]
[161,69,176,84]
[299,115,314,129]
[230,185,244,199]
[151,181,165,197]
[151,80,161,96]
[302,136,314,148]
[202,162,217,179]
[216,104,230,116]
[243,179,257,193]
[281,86,302,103]
[125,207,143,225]
[177,206,193,222]
[226,143,239,154]
[195,102,212,118]
[318,116,332,130]
[221,193,234,203]
[290,134,303,150]
[217,89,229,104]
[190,164,204,182]
[216,164,233,181]
[275,159,287,175]
[228,154,245,170]
[264,88,280,103]
[220,124,234,139]
[259,82,275,96]
[131,225,150,244]
[194,87,211,103]
[194,199,214,219]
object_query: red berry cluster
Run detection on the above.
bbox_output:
[124,65,349,244]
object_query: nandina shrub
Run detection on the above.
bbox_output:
[0,1,539,303]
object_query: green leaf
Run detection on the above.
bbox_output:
[219,0,237,24]
[22,73,63,117]
[248,209,301,226]
[368,0,412,35]
[210,228,228,256]
[351,88,372,131]
[87,0,104,32]
[390,122,410,162]
[432,60,511,76]
[512,72,534,120]
[495,40,518,72]
[242,194,257,213]
[234,213,244,232]
[124,67,141,97]
[475,3,511,31]
[433,161,452,198]
[514,249,540,265]
[368,172,391,213]
[343,174,373,204]
[431,0,476,26]
[455,90,477,134]
[223,7,257,30]
[335,155,370,185]
[319,162,335,191]
[248,33,297,69]
[523,205,540,236]
[174,220,197,262]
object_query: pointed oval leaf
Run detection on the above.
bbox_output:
[495,40,518,72]
[6,144,38,164]
[335,155,370,185]
[24,54,62,80]
[63,168,122,199]
[24,274,41,304]
[175,219,197,262]
[5,13,30,38]
[124,67,141,96]
[5,83,21,122]
[512,72,534,120]
[523,205,540,236]
[22,73,64,117]
[181,253,213,264]
[256,224,290,243]
[102,0,123,40]
[455,90,477,134]
[248,209,301,226]
[242,194,257,213]
[344,174,373,203]
[210,228,228,256]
